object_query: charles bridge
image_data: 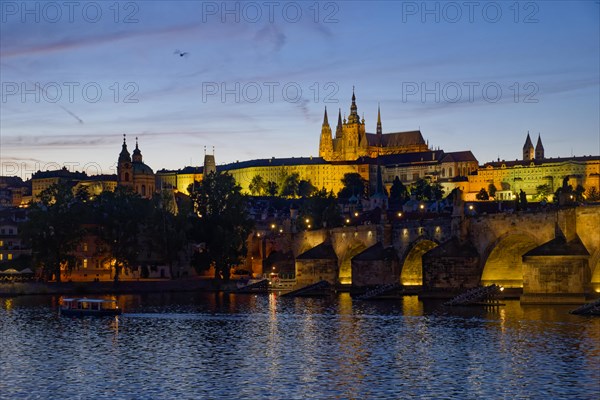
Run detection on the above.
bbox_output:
[253,204,600,303]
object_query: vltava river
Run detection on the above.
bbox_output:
[1,293,599,399]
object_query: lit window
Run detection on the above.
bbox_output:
[83,258,88,268]
[83,243,88,252]
[7,254,12,260]
[0,254,3,261]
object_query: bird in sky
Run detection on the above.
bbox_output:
[174,49,189,58]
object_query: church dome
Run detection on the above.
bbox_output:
[133,162,154,175]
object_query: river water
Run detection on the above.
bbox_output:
[0,292,599,400]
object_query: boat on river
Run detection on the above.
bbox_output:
[60,298,122,317]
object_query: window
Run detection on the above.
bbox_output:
[0,240,3,247]
[0,254,3,260]
[124,172,129,182]
[142,185,146,196]
[7,254,12,260]
[83,243,88,252]
[83,258,88,268]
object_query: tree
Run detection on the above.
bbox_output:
[20,184,84,281]
[518,189,527,209]
[248,174,266,196]
[92,186,149,282]
[298,179,317,198]
[476,188,489,201]
[410,178,444,201]
[338,173,368,199]
[280,173,300,198]
[389,177,409,206]
[488,183,497,198]
[266,181,279,197]
[188,172,254,282]
[146,190,188,279]
[535,184,552,202]
[300,188,342,229]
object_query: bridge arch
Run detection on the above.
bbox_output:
[590,249,600,292]
[339,242,368,285]
[481,231,540,288]
[400,238,439,286]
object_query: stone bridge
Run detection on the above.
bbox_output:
[256,205,600,299]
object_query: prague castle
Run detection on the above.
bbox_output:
[20,91,599,205]
[157,91,479,197]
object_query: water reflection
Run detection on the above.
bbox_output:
[0,293,598,399]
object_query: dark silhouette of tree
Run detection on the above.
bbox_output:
[188,172,253,282]
[280,173,300,198]
[20,183,84,282]
[389,177,409,206]
[519,189,528,209]
[410,178,444,201]
[488,183,497,198]
[249,175,266,196]
[266,181,279,197]
[476,188,489,201]
[93,186,149,282]
[338,173,368,199]
[300,188,342,229]
[298,179,317,198]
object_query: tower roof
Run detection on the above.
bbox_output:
[523,132,534,150]
[322,107,329,126]
[535,134,544,151]
[118,134,131,163]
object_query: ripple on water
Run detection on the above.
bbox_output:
[0,294,598,400]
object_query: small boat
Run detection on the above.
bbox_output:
[60,298,122,317]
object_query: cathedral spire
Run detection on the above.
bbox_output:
[523,131,534,161]
[348,87,359,124]
[535,133,544,160]
[322,107,329,126]
[376,103,382,136]
[336,108,343,138]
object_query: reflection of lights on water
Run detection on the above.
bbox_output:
[3,298,13,311]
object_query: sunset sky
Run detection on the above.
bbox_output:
[1,1,599,179]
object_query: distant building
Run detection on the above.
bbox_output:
[467,133,600,200]
[157,91,477,197]
[117,135,155,199]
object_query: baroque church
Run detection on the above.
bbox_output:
[319,89,429,161]
[117,135,155,199]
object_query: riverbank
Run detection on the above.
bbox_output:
[0,279,239,297]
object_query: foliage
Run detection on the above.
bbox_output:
[476,188,489,201]
[410,178,444,201]
[298,179,317,198]
[488,183,497,198]
[338,173,368,199]
[299,188,342,229]
[188,172,254,282]
[389,176,409,208]
[280,173,300,198]
[535,184,552,202]
[92,186,149,282]
[20,184,85,282]
[266,181,279,197]
[249,175,266,196]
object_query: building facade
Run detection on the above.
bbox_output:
[117,135,155,199]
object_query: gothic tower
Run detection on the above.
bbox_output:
[318,107,334,161]
[535,134,544,160]
[342,88,367,160]
[117,134,133,187]
[523,132,534,161]
[376,104,383,147]
[204,147,216,176]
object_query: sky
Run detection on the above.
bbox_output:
[1,0,599,179]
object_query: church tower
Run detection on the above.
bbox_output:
[342,88,367,160]
[523,132,534,161]
[117,134,133,187]
[376,104,383,147]
[132,137,143,163]
[318,107,334,161]
[535,134,544,160]
[204,147,216,176]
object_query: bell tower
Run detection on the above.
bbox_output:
[117,134,133,187]
[319,107,334,161]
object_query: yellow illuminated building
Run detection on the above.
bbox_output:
[467,134,600,200]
